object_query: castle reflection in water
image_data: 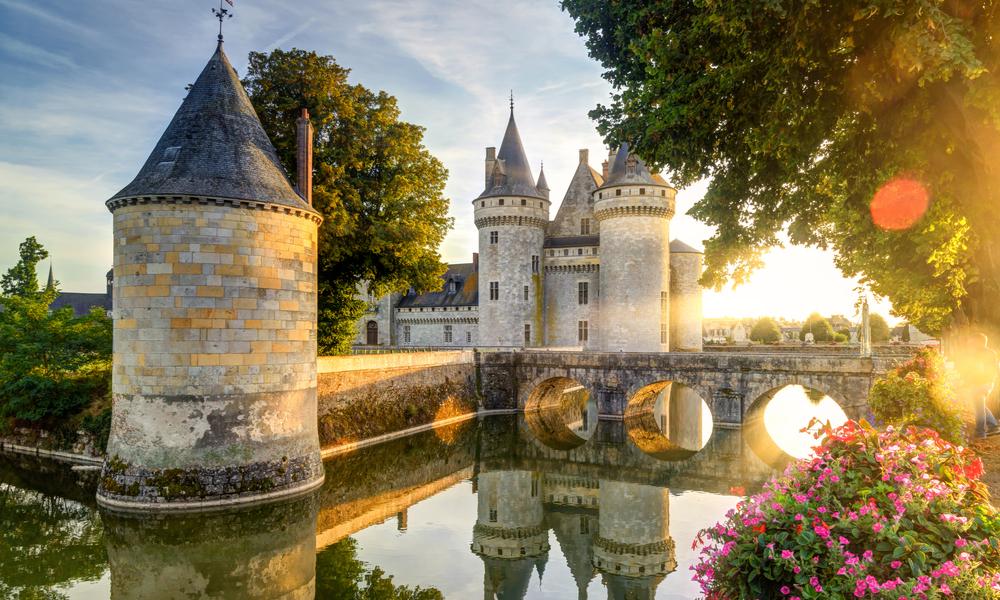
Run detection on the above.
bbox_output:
[0,412,783,599]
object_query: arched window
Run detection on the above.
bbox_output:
[366,320,378,345]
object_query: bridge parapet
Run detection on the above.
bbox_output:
[478,350,909,424]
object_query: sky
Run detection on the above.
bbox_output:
[0,0,897,323]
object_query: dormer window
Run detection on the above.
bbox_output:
[626,155,637,175]
[447,279,458,294]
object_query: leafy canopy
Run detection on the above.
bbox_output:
[244,49,453,353]
[0,238,111,425]
[750,317,782,343]
[869,313,891,343]
[800,312,835,342]
[561,0,1000,336]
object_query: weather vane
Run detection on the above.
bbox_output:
[509,89,514,113]
[212,0,234,43]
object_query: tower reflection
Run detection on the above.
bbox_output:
[102,495,318,600]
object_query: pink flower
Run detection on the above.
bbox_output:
[890,560,902,569]
[780,585,791,595]
[955,538,967,548]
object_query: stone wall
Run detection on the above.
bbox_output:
[395,306,479,347]
[543,265,600,348]
[316,350,479,447]
[101,202,323,505]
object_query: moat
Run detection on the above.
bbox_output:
[0,388,842,599]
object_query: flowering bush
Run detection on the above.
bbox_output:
[869,348,968,445]
[692,420,1000,599]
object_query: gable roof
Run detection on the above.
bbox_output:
[478,110,544,200]
[109,42,314,213]
[548,159,602,239]
[50,292,112,317]
[397,263,478,308]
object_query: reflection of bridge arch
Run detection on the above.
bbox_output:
[624,381,712,460]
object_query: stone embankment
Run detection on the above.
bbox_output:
[316,350,480,448]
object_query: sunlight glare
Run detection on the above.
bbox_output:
[870,176,929,231]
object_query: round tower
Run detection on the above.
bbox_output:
[97,41,324,509]
[474,107,549,347]
[594,144,675,352]
[668,240,704,352]
[593,480,676,587]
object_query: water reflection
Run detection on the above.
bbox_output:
[626,382,713,459]
[744,384,849,465]
[2,411,798,599]
[103,495,318,599]
[523,377,597,450]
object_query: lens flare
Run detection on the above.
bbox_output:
[870,177,929,230]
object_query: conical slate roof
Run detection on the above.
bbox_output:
[109,43,313,212]
[479,110,544,200]
[536,164,549,191]
[598,143,666,189]
[669,239,702,254]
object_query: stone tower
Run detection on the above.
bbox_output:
[668,240,703,352]
[97,41,325,509]
[474,108,549,347]
[594,144,675,352]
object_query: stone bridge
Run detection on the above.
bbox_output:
[478,350,908,425]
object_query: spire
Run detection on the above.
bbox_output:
[109,43,313,213]
[45,263,54,291]
[536,162,549,191]
[478,103,543,199]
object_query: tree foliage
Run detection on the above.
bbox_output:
[799,312,835,342]
[244,49,452,353]
[561,0,1000,337]
[869,313,891,343]
[750,317,782,343]
[315,537,444,599]
[0,238,111,426]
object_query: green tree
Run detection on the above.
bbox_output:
[243,49,453,354]
[315,537,444,599]
[0,238,112,426]
[561,1,1000,337]
[799,313,835,342]
[749,317,782,344]
[869,313,890,343]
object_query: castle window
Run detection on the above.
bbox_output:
[578,282,588,305]
[444,325,453,343]
[523,285,529,301]
[563,249,569,256]
[640,188,645,195]
[578,320,588,342]
[498,198,504,206]
[448,279,458,294]
[489,508,497,522]
[531,473,539,497]
[481,201,485,207]
[521,198,526,206]
[403,325,411,343]
[580,516,590,534]
[580,218,590,235]
[577,248,583,256]
[599,192,603,199]
[524,324,531,346]
[661,190,666,197]
[616,189,621,196]
[466,331,472,343]
[489,231,498,244]
[531,255,539,273]
[539,202,543,208]
[489,281,499,301]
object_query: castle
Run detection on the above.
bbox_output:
[357,106,703,353]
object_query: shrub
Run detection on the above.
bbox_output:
[751,318,783,344]
[869,348,968,445]
[870,314,891,343]
[800,313,835,342]
[692,421,1000,600]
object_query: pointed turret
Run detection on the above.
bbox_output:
[109,43,313,213]
[478,109,543,199]
[45,264,54,291]
[536,163,549,200]
[598,143,661,190]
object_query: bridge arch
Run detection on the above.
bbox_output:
[623,380,713,459]
[522,376,597,451]
[744,383,850,466]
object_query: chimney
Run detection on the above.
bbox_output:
[485,147,496,189]
[295,108,313,205]
[473,252,479,272]
[579,148,589,165]
[602,159,609,181]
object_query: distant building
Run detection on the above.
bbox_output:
[703,318,754,344]
[354,106,704,351]
[47,266,113,316]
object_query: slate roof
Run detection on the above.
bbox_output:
[598,143,668,189]
[478,110,544,200]
[397,263,478,308]
[50,292,112,317]
[109,42,314,213]
[536,164,549,191]
[544,235,599,249]
[669,239,702,254]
